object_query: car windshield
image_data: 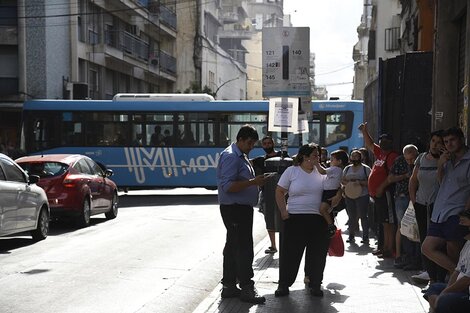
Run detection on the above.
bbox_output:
[20,162,69,178]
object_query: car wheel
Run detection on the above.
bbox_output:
[31,207,49,241]
[77,198,91,227]
[105,192,118,220]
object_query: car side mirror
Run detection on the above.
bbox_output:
[105,169,113,177]
[28,174,40,184]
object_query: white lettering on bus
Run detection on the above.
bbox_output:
[123,147,220,183]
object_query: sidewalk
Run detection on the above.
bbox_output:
[193,213,430,313]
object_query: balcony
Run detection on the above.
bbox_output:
[219,24,252,40]
[103,30,176,78]
[159,50,176,75]
[159,5,177,30]
[98,1,176,36]
[105,30,149,61]
[122,32,149,61]
[221,11,239,24]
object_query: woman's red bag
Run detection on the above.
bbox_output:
[328,228,344,257]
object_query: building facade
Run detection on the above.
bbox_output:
[175,0,248,100]
[245,0,284,100]
[0,0,178,149]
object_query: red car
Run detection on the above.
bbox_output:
[16,154,118,227]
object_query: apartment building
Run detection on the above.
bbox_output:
[0,0,177,148]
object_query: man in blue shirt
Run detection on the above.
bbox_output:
[423,127,470,276]
[217,125,267,304]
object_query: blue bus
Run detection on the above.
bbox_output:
[21,96,363,188]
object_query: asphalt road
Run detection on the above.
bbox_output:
[0,190,267,313]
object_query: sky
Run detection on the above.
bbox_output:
[283,0,364,99]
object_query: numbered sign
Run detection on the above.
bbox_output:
[262,27,311,97]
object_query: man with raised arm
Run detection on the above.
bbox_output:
[358,122,399,258]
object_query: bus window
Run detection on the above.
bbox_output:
[229,113,267,123]
[324,112,350,146]
[197,120,215,146]
[61,112,84,146]
[308,113,321,145]
[218,123,230,147]
[181,125,196,146]
[131,124,144,146]
[86,113,129,146]
[145,113,174,146]
[146,113,173,122]
[147,125,166,146]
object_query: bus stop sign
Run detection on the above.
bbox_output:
[262,27,311,97]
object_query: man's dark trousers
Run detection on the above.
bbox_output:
[220,204,254,288]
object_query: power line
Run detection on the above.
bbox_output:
[317,81,353,86]
[315,63,355,76]
[9,0,217,20]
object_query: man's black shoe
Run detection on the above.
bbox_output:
[221,285,241,298]
[310,287,324,297]
[274,285,289,297]
[240,287,266,304]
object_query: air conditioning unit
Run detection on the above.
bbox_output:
[149,57,159,66]
[72,83,89,99]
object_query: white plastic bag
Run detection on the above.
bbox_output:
[400,201,420,242]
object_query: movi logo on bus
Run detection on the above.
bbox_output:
[124,147,220,184]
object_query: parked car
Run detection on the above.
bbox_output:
[16,154,118,227]
[0,153,50,240]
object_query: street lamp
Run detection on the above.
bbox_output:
[213,76,240,99]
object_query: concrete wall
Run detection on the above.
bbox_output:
[175,0,198,92]
[373,0,401,73]
[246,31,262,100]
[432,0,466,131]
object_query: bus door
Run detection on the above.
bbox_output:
[28,111,60,152]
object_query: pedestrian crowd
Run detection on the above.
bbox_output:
[215,124,470,312]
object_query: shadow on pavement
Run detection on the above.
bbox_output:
[254,253,279,270]
[118,194,219,207]
[0,218,110,253]
[0,237,36,253]
[215,288,343,313]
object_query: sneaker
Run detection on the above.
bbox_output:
[412,271,430,284]
[221,285,241,298]
[274,285,289,297]
[240,287,266,304]
[371,249,383,255]
[264,246,277,254]
[310,287,324,297]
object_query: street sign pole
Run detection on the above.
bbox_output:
[262,27,311,155]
